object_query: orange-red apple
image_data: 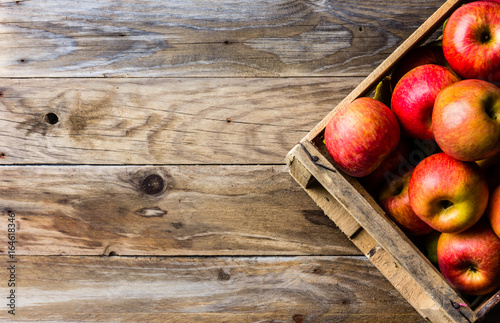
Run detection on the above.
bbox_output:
[433,79,500,162]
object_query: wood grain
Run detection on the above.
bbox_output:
[0,255,423,322]
[0,165,358,256]
[4,1,493,322]
[0,0,445,77]
[0,77,361,165]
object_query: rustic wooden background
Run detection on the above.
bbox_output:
[1,0,499,322]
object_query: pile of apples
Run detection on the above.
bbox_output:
[324,0,500,297]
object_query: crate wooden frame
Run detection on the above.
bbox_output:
[285,0,500,322]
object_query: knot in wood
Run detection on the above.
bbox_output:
[141,174,165,195]
[218,268,230,281]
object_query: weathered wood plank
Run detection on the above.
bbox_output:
[0,256,424,322]
[0,165,359,256]
[0,77,360,164]
[0,0,445,77]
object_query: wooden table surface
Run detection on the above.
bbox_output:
[1,0,499,322]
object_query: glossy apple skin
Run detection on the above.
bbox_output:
[487,185,500,239]
[408,153,489,233]
[379,169,434,236]
[324,97,400,177]
[442,1,500,82]
[437,219,500,296]
[433,79,500,162]
[391,44,448,90]
[391,64,460,140]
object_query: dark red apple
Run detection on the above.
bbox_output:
[437,219,500,295]
[324,97,400,177]
[359,139,410,193]
[378,169,434,236]
[391,64,460,140]
[442,1,500,82]
[408,153,489,233]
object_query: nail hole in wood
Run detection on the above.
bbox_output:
[0,92,4,97]
[19,59,26,63]
[0,153,6,159]
[108,251,118,256]
[141,174,165,195]
[44,112,59,125]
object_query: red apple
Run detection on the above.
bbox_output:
[408,153,489,233]
[442,1,500,82]
[437,219,500,296]
[487,185,500,239]
[324,97,400,177]
[359,139,410,193]
[432,79,500,162]
[391,64,460,140]
[379,169,434,236]
[391,44,448,90]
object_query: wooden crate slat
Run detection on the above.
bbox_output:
[286,140,477,323]
[285,154,456,322]
[285,151,362,239]
[475,291,500,320]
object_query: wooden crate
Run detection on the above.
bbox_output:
[285,0,500,322]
